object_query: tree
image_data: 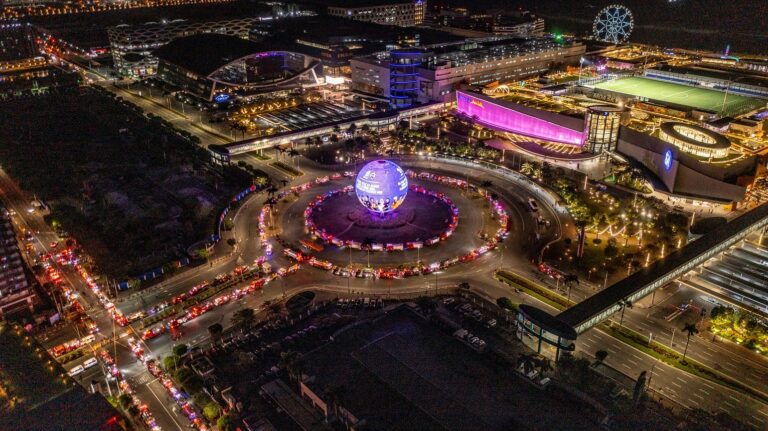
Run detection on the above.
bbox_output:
[164,355,179,371]
[518,353,538,376]
[458,282,471,291]
[480,180,493,189]
[594,350,608,365]
[208,323,223,345]
[280,350,304,382]
[217,414,235,431]
[232,307,256,332]
[681,322,699,363]
[172,343,188,357]
[196,248,209,261]
[618,299,632,327]
[535,356,553,376]
[227,238,237,248]
[496,297,515,310]
[118,393,132,410]
[203,401,221,422]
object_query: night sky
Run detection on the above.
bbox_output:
[438,0,768,54]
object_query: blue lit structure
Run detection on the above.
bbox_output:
[355,160,408,213]
[389,49,424,108]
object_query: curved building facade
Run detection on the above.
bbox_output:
[389,50,424,108]
[583,105,626,153]
[456,90,585,146]
[659,122,731,159]
[155,34,322,101]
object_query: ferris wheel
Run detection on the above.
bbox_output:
[593,4,634,44]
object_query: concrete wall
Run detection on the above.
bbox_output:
[616,128,748,202]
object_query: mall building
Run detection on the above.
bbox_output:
[154,34,322,101]
[351,36,585,107]
[456,90,753,204]
[327,0,426,27]
[107,17,259,77]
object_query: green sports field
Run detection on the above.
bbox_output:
[590,77,765,116]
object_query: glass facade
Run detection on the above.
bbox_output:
[389,50,423,108]
[515,307,576,361]
[583,106,624,154]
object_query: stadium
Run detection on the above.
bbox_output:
[587,76,765,117]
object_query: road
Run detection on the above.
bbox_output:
[122,149,768,427]
[0,168,190,431]
[8,75,768,427]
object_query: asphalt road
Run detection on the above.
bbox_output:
[9,75,768,428]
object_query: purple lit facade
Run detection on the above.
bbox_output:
[456,91,584,146]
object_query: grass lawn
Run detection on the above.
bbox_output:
[590,77,764,116]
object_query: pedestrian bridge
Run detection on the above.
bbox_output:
[519,203,768,358]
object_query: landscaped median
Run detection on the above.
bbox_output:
[599,322,768,405]
[271,161,303,176]
[494,270,575,311]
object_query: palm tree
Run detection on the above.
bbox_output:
[207,323,223,345]
[231,307,256,333]
[458,282,470,291]
[535,356,552,377]
[681,322,699,363]
[326,385,348,419]
[268,302,283,320]
[288,149,300,167]
[618,298,632,327]
[280,179,288,188]
[480,180,493,189]
[280,350,304,382]
[594,350,608,366]
[267,185,278,197]
[518,353,538,376]
[361,237,374,267]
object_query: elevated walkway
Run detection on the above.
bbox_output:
[556,203,768,334]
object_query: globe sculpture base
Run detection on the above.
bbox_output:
[347,208,416,229]
[308,191,454,246]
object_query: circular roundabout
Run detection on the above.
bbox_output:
[305,183,458,247]
[258,160,511,279]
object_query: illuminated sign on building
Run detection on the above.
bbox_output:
[664,149,673,171]
[214,93,230,103]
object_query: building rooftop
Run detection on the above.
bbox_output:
[301,305,598,430]
[557,203,768,329]
[154,33,269,77]
[324,0,421,8]
[358,36,583,73]
[258,14,462,51]
[27,2,270,49]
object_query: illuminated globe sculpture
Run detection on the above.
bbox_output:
[355,160,408,214]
